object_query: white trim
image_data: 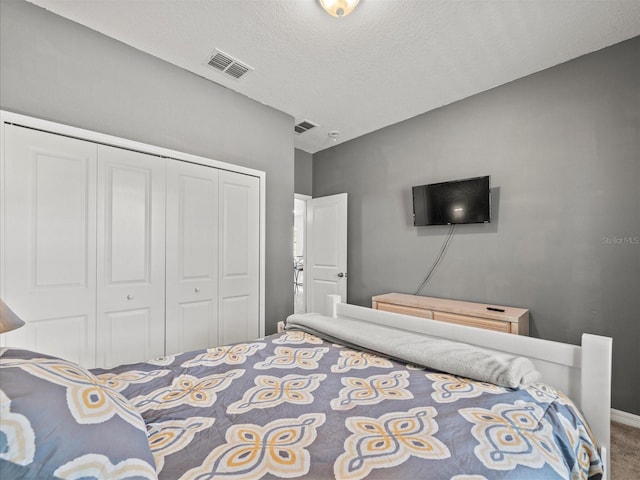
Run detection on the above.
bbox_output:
[611,408,640,428]
[259,170,266,337]
[0,113,6,334]
[1,109,266,340]
[0,110,263,177]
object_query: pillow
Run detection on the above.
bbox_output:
[0,348,156,479]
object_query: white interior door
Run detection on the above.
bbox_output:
[1,125,98,366]
[96,145,166,367]
[305,193,348,315]
[219,170,260,345]
[166,160,219,355]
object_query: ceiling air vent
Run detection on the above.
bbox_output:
[294,120,318,135]
[206,49,253,80]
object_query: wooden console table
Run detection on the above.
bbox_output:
[372,293,529,335]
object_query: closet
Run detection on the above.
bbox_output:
[1,115,263,368]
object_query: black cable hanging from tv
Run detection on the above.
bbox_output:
[415,224,456,296]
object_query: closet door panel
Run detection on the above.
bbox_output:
[109,167,149,282]
[2,125,97,366]
[166,161,218,354]
[219,171,259,345]
[220,296,252,345]
[96,145,165,367]
[172,300,215,353]
[102,308,153,366]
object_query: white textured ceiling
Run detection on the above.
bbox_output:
[27,0,640,153]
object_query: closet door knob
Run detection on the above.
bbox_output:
[126,294,134,300]
[194,287,200,293]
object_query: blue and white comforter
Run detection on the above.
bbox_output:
[92,329,602,479]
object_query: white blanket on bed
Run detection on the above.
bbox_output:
[286,312,540,388]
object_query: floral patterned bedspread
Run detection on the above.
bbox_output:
[91,330,603,480]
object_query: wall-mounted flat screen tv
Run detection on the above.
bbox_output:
[412,176,491,226]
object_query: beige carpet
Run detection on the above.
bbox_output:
[611,421,640,479]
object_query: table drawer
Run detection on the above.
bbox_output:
[376,302,434,320]
[432,311,511,333]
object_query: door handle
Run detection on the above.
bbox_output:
[338,272,347,278]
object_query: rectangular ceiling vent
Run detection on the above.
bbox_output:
[206,49,253,80]
[294,120,318,135]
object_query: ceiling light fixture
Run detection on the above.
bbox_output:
[319,0,360,18]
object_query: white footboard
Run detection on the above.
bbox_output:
[326,294,612,476]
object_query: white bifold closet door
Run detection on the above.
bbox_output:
[96,146,166,367]
[219,170,260,345]
[2,125,98,366]
[165,160,219,355]
[2,121,262,368]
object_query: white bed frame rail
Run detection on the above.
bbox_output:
[327,295,612,476]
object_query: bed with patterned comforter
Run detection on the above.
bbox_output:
[1,325,603,479]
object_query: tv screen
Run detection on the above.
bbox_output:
[412,176,490,226]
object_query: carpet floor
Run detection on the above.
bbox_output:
[610,421,640,479]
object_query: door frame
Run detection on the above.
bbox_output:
[0,110,266,338]
[294,193,311,312]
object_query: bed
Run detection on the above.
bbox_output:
[0,295,611,479]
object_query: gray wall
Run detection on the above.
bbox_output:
[314,36,640,415]
[295,148,313,196]
[0,0,294,334]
